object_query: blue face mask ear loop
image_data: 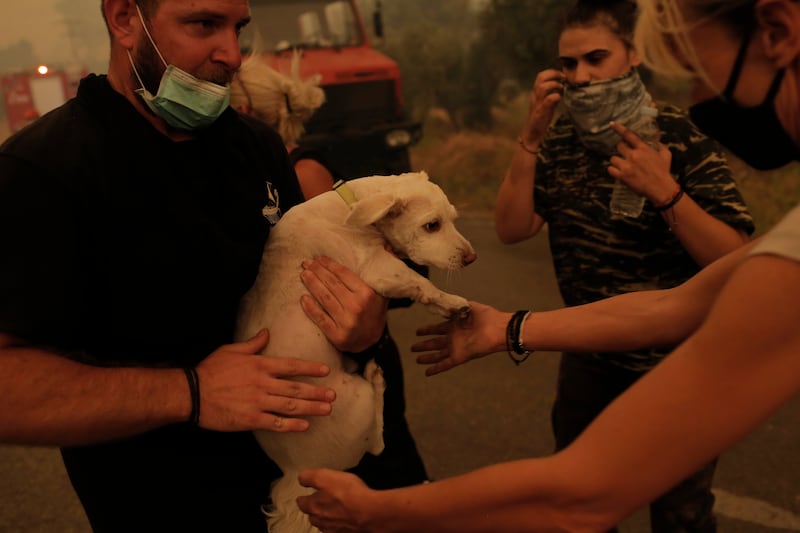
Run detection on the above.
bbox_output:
[127,4,170,93]
[135,4,169,68]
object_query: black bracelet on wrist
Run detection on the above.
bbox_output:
[183,367,201,425]
[654,184,684,212]
[517,136,540,155]
[505,310,533,365]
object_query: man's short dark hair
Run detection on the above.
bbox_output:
[101,0,162,36]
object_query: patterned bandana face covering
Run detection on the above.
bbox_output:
[561,69,652,155]
[128,5,231,130]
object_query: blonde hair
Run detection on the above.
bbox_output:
[231,51,326,146]
[634,0,757,91]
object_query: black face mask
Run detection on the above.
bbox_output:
[689,28,799,171]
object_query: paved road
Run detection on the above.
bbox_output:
[1,213,798,532]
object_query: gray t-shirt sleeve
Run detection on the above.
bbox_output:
[750,203,800,262]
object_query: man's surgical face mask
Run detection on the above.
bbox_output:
[128,5,231,131]
[689,27,799,171]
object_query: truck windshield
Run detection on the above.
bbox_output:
[244,0,364,53]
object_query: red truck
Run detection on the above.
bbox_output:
[245,0,422,178]
[1,65,86,135]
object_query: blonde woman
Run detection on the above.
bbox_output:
[296,1,800,531]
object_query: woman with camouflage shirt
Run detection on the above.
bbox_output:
[493,1,754,531]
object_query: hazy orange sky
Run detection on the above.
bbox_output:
[1,1,68,59]
[0,0,106,66]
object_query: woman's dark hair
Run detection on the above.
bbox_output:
[559,0,639,49]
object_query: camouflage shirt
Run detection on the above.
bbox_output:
[535,102,754,371]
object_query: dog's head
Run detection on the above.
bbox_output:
[344,172,476,270]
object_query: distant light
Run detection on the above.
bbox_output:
[385,129,412,148]
[37,65,49,75]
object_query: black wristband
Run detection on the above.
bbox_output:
[183,367,201,425]
[654,186,684,212]
[505,310,532,365]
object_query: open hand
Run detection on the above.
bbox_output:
[412,301,511,376]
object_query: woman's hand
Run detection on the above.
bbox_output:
[412,301,511,376]
[297,469,375,533]
[608,121,676,204]
[519,69,565,149]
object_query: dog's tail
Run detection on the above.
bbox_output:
[263,472,319,533]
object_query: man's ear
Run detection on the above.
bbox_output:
[757,0,800,68]
[104,0,140,49]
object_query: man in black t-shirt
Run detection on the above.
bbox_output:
[0,0,389,531]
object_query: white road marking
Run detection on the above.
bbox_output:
[714,489,800,530]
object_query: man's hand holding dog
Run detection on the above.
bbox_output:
[299,256,388,353]
[195,329,336,432]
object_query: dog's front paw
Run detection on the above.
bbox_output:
[425,293,470,319]
[447,304,471,320]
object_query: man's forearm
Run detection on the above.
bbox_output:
[0,342,189,446]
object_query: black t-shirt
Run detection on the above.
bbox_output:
[0,75,305,531]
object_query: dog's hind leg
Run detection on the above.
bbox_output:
[364,360,386,455]
[264,472,319,533]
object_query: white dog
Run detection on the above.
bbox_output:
[235,171,476,533]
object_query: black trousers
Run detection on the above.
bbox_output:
[551,352,718,533]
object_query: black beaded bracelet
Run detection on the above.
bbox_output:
[654,185,684,212]
[505,310,533,365]
[517,136,540,155]
[183,367,201,425]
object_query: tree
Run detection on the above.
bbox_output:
[0,41,38,73]
[476,0,564,88]
[356,0,567,129]
[360,0,490,128]
[53,0,109,72]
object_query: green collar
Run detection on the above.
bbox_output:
[333,179,357,206]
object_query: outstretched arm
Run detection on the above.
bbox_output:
[414,239,757,375]
[298,252,800,532]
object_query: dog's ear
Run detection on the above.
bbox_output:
[345,194,398,226]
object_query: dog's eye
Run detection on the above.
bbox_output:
[424,220,441,233]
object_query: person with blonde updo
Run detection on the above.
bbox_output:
[231,53,333,199]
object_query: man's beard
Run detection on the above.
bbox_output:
[131,37,234,94]
[132,39,164,95]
